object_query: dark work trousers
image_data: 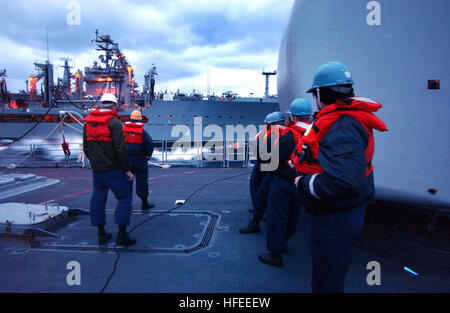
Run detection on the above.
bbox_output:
[250,162,273,219]
[307,205,366,293]
[129,155,149,201]
[90,170,133,226]
[266,175,301,255]
[250,161,264,207]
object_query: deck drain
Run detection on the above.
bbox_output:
[222,210,231,214]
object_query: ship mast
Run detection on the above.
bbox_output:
[262,70,277,98]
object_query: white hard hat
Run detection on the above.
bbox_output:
[100,93,118,106]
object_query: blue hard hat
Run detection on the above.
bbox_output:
[264,111,285,124]
[286,98,312,116]
[307,62,354,93]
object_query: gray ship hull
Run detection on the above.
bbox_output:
[277,0,450,210]
[1,99,279,141]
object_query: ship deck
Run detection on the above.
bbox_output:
[0,167,449,293]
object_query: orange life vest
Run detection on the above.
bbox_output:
[123,122,144,144]
[286,120,311,136]
[256,124,298,146]
[292,97,388,176]
[82,109,119,142]
[256,124,301,166]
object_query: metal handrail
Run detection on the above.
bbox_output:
[0,140,251,168]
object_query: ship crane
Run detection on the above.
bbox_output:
[27,62,54,106]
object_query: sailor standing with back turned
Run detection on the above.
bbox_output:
[83,93,137,247]
[240,112,286,234]
[123,110,155,211]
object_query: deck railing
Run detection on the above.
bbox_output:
[0,140,255,168]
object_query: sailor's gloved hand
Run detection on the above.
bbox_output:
[288,160,295,169]
[294,175,303,189]
[126,170,134,182]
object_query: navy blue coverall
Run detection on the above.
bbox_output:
[249,161,272,219]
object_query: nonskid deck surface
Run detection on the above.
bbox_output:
[0,168,448,293]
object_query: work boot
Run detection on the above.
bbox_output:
[116,226,137,247]
[140,197,155,211]
[97,225,112,246]
[141,202,155,211]
[98,232,112,246]
[239,218,261,234]
[258,253,284,267]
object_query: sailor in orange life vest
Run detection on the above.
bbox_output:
[286,98,313,134]
[240,112,286,234]
[240,100,312,236]
[123,110,155,210]
[82,93,137,247]
[293,62,387,293]
[285,98,313,169]
[254,111,303,268]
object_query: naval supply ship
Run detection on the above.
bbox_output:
[0,0,448,295]
[0,30,279,168]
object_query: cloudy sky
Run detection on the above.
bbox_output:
[1,0,294,97]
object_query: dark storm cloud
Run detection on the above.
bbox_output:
[171,8,289,54]
[0,0,294,91]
